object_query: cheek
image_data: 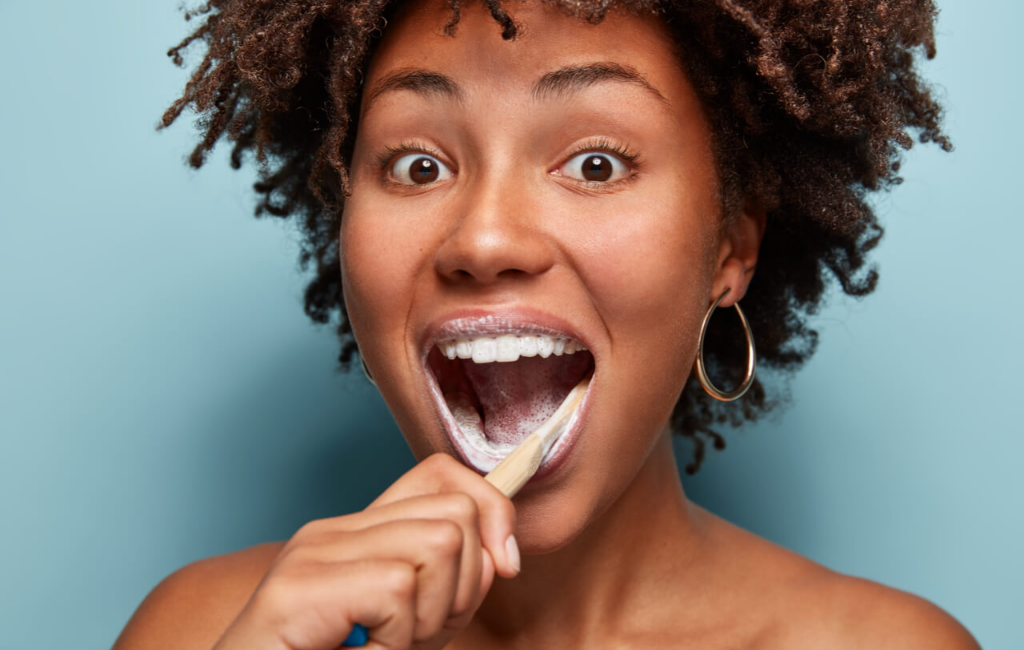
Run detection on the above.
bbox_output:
[578,207,715,338]
[568,151,721,351]
[567,209,715,471]
[564,187,719,415]
[340,198,431,349]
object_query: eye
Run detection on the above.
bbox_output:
[560,152,631,183]
[389,153,452,185]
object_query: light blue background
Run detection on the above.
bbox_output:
[1,1,1020,648]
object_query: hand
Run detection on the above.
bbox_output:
[212,453,520,650]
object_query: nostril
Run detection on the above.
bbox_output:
[498,268,528,278]
[447,266,529,281]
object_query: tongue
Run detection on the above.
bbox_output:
[463,354,590,446]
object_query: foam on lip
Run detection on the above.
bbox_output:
[422,314,587,361]
[427,345,594,473]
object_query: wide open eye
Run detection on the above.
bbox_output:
[559,152,631,183]
[389,153,453,185]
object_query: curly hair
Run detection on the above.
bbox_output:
[161,0,949,473]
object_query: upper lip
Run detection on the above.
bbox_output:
[419,306,598,475]
[419,307,592,362]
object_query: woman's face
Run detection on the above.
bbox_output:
[341,0,759,551]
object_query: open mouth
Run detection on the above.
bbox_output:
[425,333,595,473]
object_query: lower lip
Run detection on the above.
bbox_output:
[427,369,595,484]
[526,381,592,483]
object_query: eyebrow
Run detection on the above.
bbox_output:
[532,62,668,105]
[362,68,464,116]
[362,62,667,115]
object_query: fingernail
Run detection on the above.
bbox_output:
[505,534,520,574]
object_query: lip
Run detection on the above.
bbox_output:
[522,373,594,482]
[420,307,597,481]
[419,307,592,360]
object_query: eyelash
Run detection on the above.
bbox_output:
[376,141,449,184]
[374,138,642,186]
[564,138,641,169]
[559,138,642,189]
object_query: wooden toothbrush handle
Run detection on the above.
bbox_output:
[484,433,544,498]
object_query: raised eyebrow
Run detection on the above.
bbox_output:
[362,68,464,116]
[532,62,668,105]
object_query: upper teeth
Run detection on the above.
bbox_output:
[436,335,587,363]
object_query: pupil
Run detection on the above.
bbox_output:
[582,155,612,182]
[410,157,439,183]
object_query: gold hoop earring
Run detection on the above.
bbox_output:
[694,288,756,401]
[360,356,377,388]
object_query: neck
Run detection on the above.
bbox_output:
[465,430,707,647]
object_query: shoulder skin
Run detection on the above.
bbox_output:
[694,508,981,650]
[764,565,983,650]
[112,533,981,650]
[812,574,981,650]
[111,542,283,650]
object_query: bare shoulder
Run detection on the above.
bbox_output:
[791,572,982,650]
[752,543,980,649]
[693,509,980,650]
[111,542,284,650]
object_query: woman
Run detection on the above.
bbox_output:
[115,0,979,648]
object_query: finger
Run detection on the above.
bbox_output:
[339,560,416,650]
[289,519,463,641]
[444,546,496,633]
[293,493,484,616]
[252,559,416,650]
[371,453,519,578]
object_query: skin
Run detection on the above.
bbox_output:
[113,2,981,649]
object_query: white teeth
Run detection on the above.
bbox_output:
[436,334,587,363]
[471,338,498,363]
[519,335,539,357]
[537,336,554,358]
[495,335,519,362]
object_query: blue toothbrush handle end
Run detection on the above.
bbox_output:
[341,623,369,647]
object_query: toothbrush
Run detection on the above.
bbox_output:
[342,375,591,646]
[482,374,590,498]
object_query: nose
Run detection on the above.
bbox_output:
[434,172,554,285]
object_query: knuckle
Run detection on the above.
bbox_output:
[278,542,319,567]
[422,519,464,556]
[379,561,416,601]
[292,518,328,542]
[442,492,479,525]
[254,570,301,613]
[422,452,459,475]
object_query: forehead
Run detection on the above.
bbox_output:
[362,0,694,113]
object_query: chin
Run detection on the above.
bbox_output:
[508,487,600,555]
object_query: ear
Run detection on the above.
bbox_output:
[710,203,766,308]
